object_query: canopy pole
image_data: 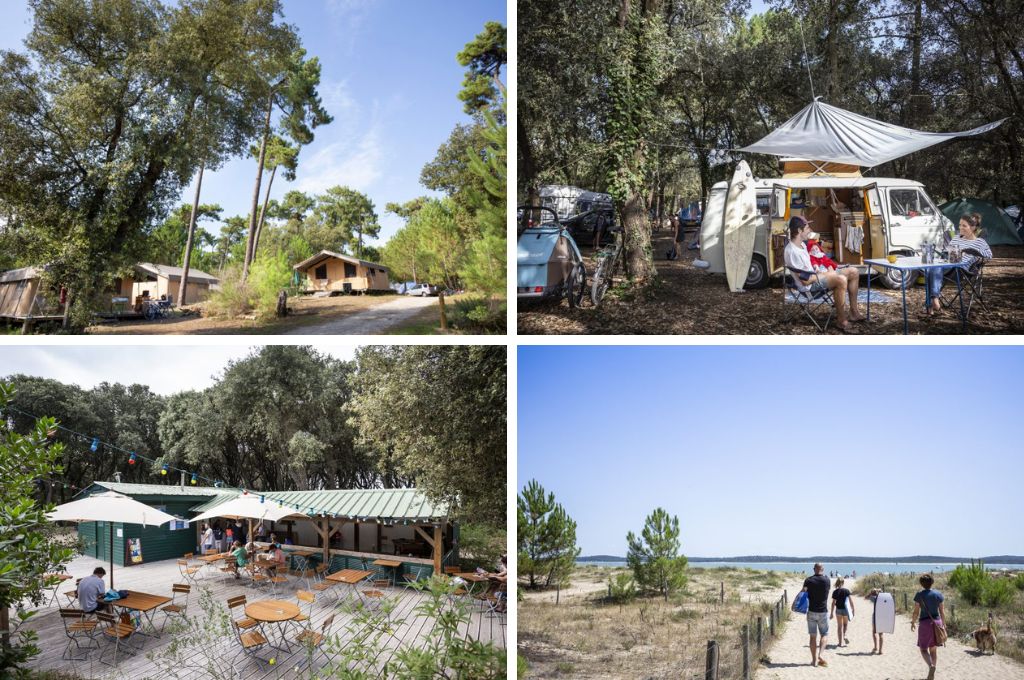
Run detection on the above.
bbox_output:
[109,523,115,589]
[799,19,816,100]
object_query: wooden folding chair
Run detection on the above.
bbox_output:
[293,614,335,673]
[231,619,271,671]
[159,584,191,633]
[59,608,99,660]
[95,611,139,666]
[226,595,263,635]
[177,559,201,585]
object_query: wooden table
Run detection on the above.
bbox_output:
[326,568,374,603]
[454,572,490,600]
[43,573,72,607]
[286,549,319,572]
[244,599,299,650]
[373,559,402,587]
[197,552,231,563]
[110,591,171,637]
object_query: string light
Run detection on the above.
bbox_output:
[90,438,99,452]
[190,473,197,485]
[128,453,136,465]
[160,463,168,476]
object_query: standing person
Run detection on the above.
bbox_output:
[867,588,885,654]
[212,522,223,552]
[224,523,234,551]
[784,216,863,330]
[233,519,247,547]
[254,521,267,544]
[795,563,832,667]
[77,567,109,614]
[830,577,854,646]
[911,574,946,680]
[669,215,684,260]
[927,212,992,314]
[201,523,214,554]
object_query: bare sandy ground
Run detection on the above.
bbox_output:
[285,295,438,334]
[756,579,1024,680]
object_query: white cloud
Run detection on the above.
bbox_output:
[324,0,378,52]
[296,112,385,194]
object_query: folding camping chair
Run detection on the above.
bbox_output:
[781,266,835,332]
[940,248,989,322]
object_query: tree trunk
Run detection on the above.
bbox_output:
[825,0,840,100]
[623,191,656,282]
[517,113,537,201]
[179,161,205,307]
[253,164,277,259]
[243,93,275,280]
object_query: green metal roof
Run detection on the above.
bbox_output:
[87,481,227,498]
[189,488,449,522]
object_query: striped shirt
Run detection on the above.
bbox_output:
[949,236,991,271]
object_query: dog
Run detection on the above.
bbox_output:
[972,615,997,654]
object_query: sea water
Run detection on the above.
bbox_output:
[576,560,1021,575]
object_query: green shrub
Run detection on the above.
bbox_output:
[448,297,505,333]
[983,577,1016,607]
[517,652,529,679]
[608,572,637,603]
[949,562,989,605]
[247,252,293,317]
[205,265,250,318]
[1014,573,1024,591]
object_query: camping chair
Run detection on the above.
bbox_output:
[95,611,140,666]
[230,619,271,671]
[159,584,191,633]
[292,614,335,673]
[941,248,989,321]
[59,608,100,660]
[781,265,835,332]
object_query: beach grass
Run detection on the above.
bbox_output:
[854,568,1024,665]
[519,566,798,678]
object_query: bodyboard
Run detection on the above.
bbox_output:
[874,592,896,634]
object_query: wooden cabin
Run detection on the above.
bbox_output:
[114,263,219,306]
[294,250,391,293]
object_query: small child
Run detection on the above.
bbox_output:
[807,237,839,272]
[868,588,884,654]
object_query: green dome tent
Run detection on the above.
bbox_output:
[939,198,1023,246]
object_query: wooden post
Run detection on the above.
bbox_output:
[320,518,329,565]
[720,581,725,604]
[354,523,360,553]
[903,592,908,611]
[556,583,560,605]
[438,291,448,330]
[705,640,719,680]
[432,524,443,575]
[950,603,955,620]
[784,589,788,606]
[742,624,750,680]
[376,522,382,553]
[757,616,763,650]
[770,609,775,637]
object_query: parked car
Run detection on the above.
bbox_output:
[694,168,954,290]
[404,283,438,297]
[563,206,617,247]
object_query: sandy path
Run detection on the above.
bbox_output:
[756,581,1024,680]
[284,295,437,334]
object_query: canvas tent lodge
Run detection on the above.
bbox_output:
[294,250,391,293]
[0,266,62,325]
[114,262,219,307]
[71,481,456,579]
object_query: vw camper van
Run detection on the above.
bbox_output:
[694,161,953,289]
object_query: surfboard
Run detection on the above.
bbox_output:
[723,161,758,292]
[844,591,854,620]
[875,592,895,634]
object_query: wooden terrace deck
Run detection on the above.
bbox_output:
[22,554,505,679]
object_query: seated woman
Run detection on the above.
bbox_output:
[784,216,863,330]
[927,212,992,314]
[229,540,248,579]
[264,543,287,576]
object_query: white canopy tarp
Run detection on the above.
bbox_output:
[737,99,1005,168]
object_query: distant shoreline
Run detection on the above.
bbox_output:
[578,554,1024,564]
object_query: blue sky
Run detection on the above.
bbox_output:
[0,0,505,249]
[518,346,1024,558]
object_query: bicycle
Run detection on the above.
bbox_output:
[590,226,624,307]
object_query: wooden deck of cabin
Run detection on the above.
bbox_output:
[22,555,505,679]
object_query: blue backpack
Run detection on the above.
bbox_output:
[792,591,809,614]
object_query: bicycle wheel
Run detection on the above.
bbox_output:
[590,256,612,306]
[567,263,586,308]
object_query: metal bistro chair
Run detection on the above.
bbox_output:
[309,564,337,603]
[231,619,271,671]
[59,608,100,660]
[177,558,201,586]
[95,611,140,667]
[62,578,83,608]
[781,265,835,332]
[159,584,191,633]
[293,614,335,673]
[941,248,989,321]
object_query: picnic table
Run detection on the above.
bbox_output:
[325,568,375,603]
[865,256,967,333]
[108,591,171,637]
[244,599,299,651]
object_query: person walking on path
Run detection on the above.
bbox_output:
[201,523,214,554]
[830,577,854,646]
[867,588,885,654]
[795,562,832,667]
[911,574,947,680]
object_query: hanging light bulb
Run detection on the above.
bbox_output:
[90,438,99,452]
[242,489,248,495]
[128,453,136,465]
[190,473,197,485]
[160,463,168,476]
[259,495,265,503]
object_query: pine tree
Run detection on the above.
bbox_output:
[626,507,688,600]
[517,480,580,589]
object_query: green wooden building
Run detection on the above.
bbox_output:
[75,481,229,567]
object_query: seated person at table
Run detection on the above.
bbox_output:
[78,567,110,614]
[230,541,248,579]
[926,212,992,314]
[265,544,286,576]
[785,216,863,330]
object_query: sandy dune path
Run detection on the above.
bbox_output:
[756,582,1024,680]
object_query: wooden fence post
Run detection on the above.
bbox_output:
[950,603,955,620]
[742,624,750,680]
[720,581,725,604]
[757,616,763,650]
[438,291,448,330]
[784,589,788,606]
[705,640,719,680]
[770,608,775,637]
[903,592,908,611]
